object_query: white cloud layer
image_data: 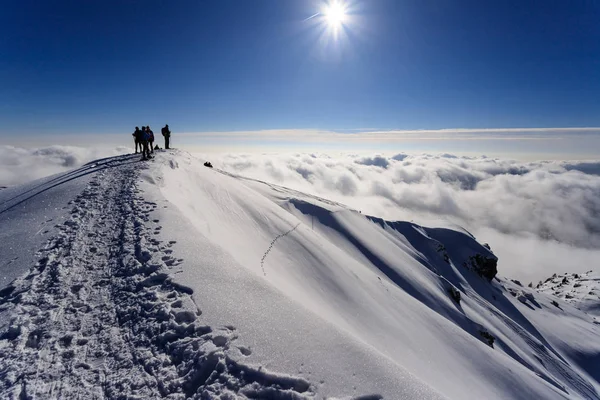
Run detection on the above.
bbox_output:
[1,145,597,282]
[0,145,130,187]
[203,152,600,282]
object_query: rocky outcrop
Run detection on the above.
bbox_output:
[464,253,498,282]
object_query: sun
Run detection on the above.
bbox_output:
[323,1,347,27]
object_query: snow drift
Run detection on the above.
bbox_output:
[0,150,599,399]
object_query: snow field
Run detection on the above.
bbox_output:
[0,155,314,399]
[157,151,599,399]
[0,150,598,399]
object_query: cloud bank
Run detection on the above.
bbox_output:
[205,152,600,282]
[1,144,597,282]
[0,145,130,187]
[168,127,600,159]
[181,127,600,141]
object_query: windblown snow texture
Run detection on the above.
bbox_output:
[0,155,313,399]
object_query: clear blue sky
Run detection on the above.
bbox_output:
[1,0,599,137]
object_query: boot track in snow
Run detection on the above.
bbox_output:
[260,224,301,276]
[0,157,313,399]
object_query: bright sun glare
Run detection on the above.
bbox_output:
[323,2,347,27]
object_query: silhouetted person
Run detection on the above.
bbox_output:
[140,126,151,160]
[132,126,141,153]
[161,124,171,149]
[147,125,155,153]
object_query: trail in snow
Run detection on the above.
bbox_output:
[260,223,301,276]
[0,156,137,216]
[0,157,313,399]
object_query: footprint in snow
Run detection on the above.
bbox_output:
[211,335,230,348]
[238,346,252,356]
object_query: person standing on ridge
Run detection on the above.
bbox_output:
[147,125,155,153]
[132,126,141,153]
[140,126,151,160]
[161,124,171,149]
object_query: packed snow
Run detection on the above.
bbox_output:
[0,149,598,399]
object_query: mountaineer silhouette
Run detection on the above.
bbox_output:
[162,124,171,149]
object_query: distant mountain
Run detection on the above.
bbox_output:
[537,271,600,319]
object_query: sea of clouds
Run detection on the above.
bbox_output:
[1,145,598,282]
[204,152,600,282]
[0,145,130,187]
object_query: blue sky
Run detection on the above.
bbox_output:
[1,0,599,154]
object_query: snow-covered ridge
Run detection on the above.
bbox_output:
[0,154,313,399]
[0,150,599,399]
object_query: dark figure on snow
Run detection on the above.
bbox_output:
[132,126,142,154]
[140,126,151,160]
[161,124,171,149]
[147,125,155,153]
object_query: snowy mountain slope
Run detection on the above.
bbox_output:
[0,157,104,286]
[0,150,598,399]
[154,151,600,399]
[0,153,439,399]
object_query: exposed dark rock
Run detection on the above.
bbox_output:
[436,244,450,263]
[448,287,461,304]
[464,254,498,282]
[479,330,495,348]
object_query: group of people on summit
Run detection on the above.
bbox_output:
[132,124,171,160]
